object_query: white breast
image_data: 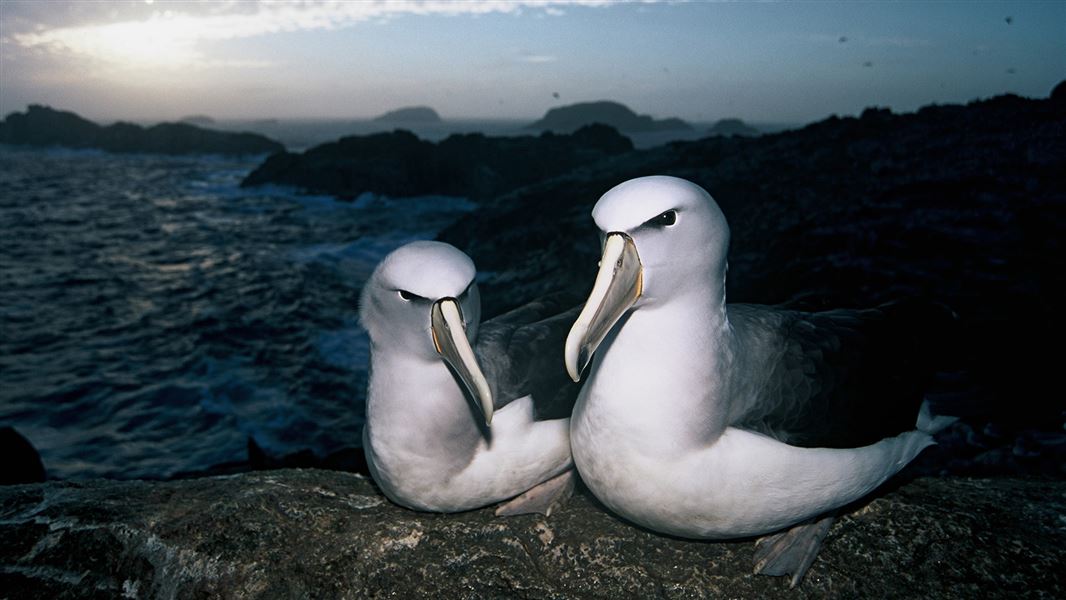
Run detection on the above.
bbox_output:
[573,399,933,539]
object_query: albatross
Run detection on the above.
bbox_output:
[564,176,956,586]
[360,240,578,515]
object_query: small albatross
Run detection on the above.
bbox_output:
[564,176,956,586]
[360,241,578,515]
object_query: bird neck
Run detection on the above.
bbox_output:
[364,346,483,467]
[578,277,736,457]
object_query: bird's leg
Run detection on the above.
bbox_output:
[494,469,575,517]
[752,512,837,588]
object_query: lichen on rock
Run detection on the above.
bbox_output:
[1,471,1062,598]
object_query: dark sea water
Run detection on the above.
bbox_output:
[0,145,475,479]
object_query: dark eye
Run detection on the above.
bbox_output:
[651,210,677,227]
[398,290,416,301]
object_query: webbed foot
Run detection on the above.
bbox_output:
[494,469,575,517]
[753,513,837,588]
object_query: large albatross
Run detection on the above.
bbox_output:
[564,176,955,586]
[360,241,578,515]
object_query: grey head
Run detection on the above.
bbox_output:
[360,240,494,424]
[565,175,731,381]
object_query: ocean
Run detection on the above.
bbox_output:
[0,116,709,481]
[0,144,476,479]
[3,116,1061,482]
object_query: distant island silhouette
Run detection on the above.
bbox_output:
[0,105,284,155]
[179,115,216,126]
[372,106,442,123]
[706,118,760,137]
[528,101,691,133]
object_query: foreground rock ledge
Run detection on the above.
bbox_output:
[1,472,1062,599]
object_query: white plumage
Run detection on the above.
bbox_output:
[565,176,953,584]
[361,241,576,513]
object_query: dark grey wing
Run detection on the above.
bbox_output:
[729,300,957,448]
[475,291,585,421]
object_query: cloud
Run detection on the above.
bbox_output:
[10,1,620,69]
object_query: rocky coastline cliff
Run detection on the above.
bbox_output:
[240,123,633,200]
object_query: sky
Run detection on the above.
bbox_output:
[0,1,1063,125]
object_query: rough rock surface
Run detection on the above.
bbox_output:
[240,124,633,200]
[0,105,284,156]
[1,470,1061,599]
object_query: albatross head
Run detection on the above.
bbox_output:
[565,176,730,381]
[360,241,494,424]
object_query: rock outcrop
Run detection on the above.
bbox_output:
[240,124,633,200]
[0,105,284,155]
[528,101,692,133]
[1,470,1061,598]
[373,106,442,123]
[0,427,45,485]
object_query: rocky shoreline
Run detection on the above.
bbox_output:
[2,470,1062,599]
[240,123,633,200]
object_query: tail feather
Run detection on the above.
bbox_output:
[894,430,936,470]
[916,399,958,435]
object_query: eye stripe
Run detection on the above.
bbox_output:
[396,283,473,302]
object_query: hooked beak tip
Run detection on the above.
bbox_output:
[567,347,590,382]
[567,368,582,384]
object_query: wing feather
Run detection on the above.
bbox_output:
[729,300,955,447]
[475,291,584,420]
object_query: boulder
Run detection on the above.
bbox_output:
[0,427,45,485]
[1051,79,1066,114]
[1,470,1060,598]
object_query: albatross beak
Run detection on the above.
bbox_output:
[431,297,494,426]
[564,232,643,382]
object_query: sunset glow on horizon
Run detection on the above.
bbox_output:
[1,0,1063,123]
